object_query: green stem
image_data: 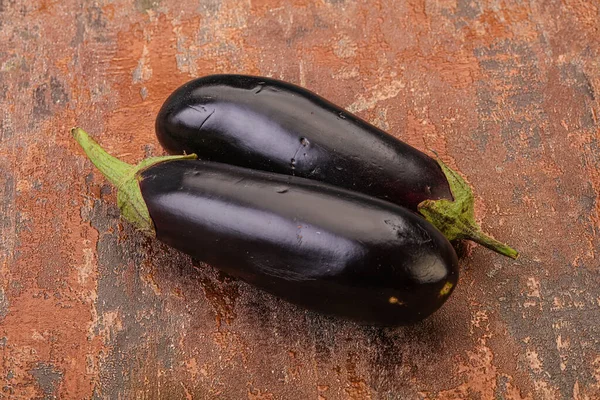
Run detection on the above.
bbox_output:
[466,229,519,259]
[72,127,197,236]
[72,127,133,187]
[418,159,519,259]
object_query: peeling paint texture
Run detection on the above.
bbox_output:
[0,0,599,398]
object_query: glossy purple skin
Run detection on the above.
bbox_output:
[155,75,452,211]
[139,160,458,326]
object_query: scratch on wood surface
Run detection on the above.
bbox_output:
[346,80,406,114]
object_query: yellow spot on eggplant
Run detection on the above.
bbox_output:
[388,296,405,305]
[439,282,454,297]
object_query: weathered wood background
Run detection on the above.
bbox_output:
[1,0,599,398]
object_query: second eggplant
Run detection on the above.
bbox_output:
[73,128,459,326]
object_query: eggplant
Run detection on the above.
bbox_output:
[73,128,459,326]
[156,75,518,259]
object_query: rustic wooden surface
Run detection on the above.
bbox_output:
[1,0,599,398]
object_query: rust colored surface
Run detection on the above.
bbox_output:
[1,0,599,398]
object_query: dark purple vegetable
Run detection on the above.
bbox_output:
[155,74,518,259]
[73,128,458,326]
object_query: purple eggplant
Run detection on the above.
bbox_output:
[73,128,458,326]
[155,75,517,258]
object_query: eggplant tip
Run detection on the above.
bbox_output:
[439,282,454,297]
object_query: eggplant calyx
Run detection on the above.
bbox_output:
[72,127,197,236]
[418,159,519,259]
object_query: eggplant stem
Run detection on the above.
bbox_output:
[418,159,519,259]
[72,127,133,187]
[72,127,197,236]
